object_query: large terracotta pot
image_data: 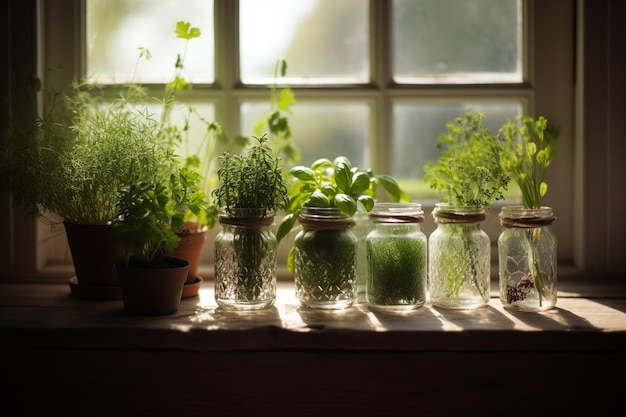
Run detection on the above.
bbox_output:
[64,221,123,300]
[173,223,208,284]
[172,223,208,298]
[116,257,189,316]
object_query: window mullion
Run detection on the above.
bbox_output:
[214,0,240,139]
[372,0,392,174]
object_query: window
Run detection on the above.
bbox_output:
[7,0,578,279]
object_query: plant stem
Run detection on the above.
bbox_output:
[526,228,545,306]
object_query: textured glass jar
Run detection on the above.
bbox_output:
[366,202,427,311]
[294,207,358,310]
[354,206,373,294]
[429,203,491,309]
[498,206,557,312]
[214,209,277,310]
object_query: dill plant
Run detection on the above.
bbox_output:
[423,110,510,306]
[423,109,510,208]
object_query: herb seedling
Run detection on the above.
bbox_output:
[498,115,559,305]
[211,135,290,303]
[276,156,409,274]
[423,109,510,207]
[424,110,510,303]
[253,57,299,167]
[499,115,557,209]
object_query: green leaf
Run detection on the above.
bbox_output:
[321,183,337,197]
[287,246,295,273]
[137,47,152,61]
[350,171,370,194]
[334,160,352,193]
[305,190,330,207]
[279,58,288,78]
[358,195,375,212]
[311,158,333,170]
[290,166,316,182]
[333,156,351,167]
[277,213,296,243]
[335,193,357,216]
[175,21,201,40]
[376,174,402,202]
[277,88,296,112]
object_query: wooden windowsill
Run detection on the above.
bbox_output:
[1,279,625,352]
[2,278,625,415]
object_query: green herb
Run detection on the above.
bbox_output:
[113,178,181,266]
[152,21,244,229]
[253,57,300,167]
[366,227,426,306]
[423,110,508,306]
[499,115,558,209]
[276,156,409,273]
[212,135,289,216]
[277,156,408,243]
[212,135,289,302]
[498,115,559,306]
[423,109,510,208]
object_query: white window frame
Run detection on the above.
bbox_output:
[4,0,613,282]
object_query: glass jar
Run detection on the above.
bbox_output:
[498,206,557,312]
[353,206,373,294]
[429,203,491,309]
[294,207,358,310]
[214,209,277,310]
[366,202,427,311]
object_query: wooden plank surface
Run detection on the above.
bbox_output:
[1,282,625,352]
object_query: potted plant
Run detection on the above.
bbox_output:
[497,115,558,311]
[112,158,203,315]
[276,156,408,309]
[423,109,510,310]
[158,21,246,295]
[211,134,290,310]
[1,74,174,299]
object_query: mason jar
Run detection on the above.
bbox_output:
[353,206,373,294]
[429,203,491,309]
[498,206,557,312]
[214,209,277,310]
[294,207,358,310]
[366,202,427,311]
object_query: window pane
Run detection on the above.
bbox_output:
[241,102,370,168]
[239,0,369,84]
[143,101,216,163]
[392,102,523,200]
[86,0,214,84]
[392,0,522,83]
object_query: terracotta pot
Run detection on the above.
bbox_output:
[116,257,189,316]
[172,223,208,284]
[64,221,123,300]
